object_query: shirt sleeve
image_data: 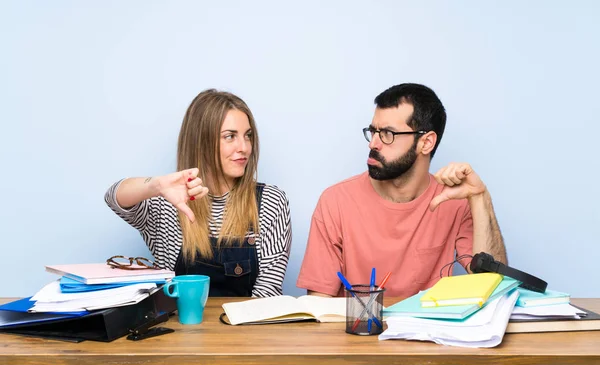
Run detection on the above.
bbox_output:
[455,203,474,270]
[104,179,180,270]
[252,186,292,297]
[104,179,152,233]
[296,191,344,296]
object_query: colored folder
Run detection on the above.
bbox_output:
[0,297,86,329]
[384,276,519,320]
[515,288,570,307]
[420,273,503,308]
[59,276,167,293]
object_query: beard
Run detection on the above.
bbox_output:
[368,143,418,181]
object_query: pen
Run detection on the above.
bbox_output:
[351,271,392,332]
[370,268,376,290]
[337,272,383,330]
[368,268,376,333]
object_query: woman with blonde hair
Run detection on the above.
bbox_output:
[105,89,291,297]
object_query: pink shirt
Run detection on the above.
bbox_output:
[297,172,473,298]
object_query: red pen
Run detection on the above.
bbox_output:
[351,272,392,332]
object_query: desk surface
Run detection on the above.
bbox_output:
[1,297,599,365]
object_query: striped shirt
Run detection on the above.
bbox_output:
[105,180,292,297]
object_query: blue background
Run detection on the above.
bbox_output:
[1,0,598,297]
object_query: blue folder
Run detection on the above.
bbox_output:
[0,297,86,329]
[59,276,167,293]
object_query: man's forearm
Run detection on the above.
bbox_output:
[468,189,507,264]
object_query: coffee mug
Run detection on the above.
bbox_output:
[163,275,210,325]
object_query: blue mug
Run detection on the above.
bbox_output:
[163,275,210,325]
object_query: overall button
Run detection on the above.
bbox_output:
[224,260,251,277]
[248,237,256,245]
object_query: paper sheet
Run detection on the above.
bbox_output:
[379,290,519,348]
[511,303,585,319]
[28,280,157,312]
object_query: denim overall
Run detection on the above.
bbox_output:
[174,184,264,297]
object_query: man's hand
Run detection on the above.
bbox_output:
[156,167,209,222]
[430,163,486,211]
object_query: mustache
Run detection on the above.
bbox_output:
[369,150,385,163]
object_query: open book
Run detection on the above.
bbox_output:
[222,295,346,325]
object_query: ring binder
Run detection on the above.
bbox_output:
[0,288,176,342]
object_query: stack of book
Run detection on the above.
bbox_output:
[380,273,600,347]
[380,273,520,347]
[27,263,175,312]
[507,288,600,333]
[0,262,175,334]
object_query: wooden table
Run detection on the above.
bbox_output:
[1,297,599,365]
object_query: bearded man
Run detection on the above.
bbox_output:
[297,83,507,297]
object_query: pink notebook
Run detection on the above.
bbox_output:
[46,263,175,285]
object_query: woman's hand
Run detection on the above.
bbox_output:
[156,168,209,222]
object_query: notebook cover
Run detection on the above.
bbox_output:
[420,273,503,307]
[515,288,570,307]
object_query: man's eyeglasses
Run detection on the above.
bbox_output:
[363,126,427,145]
[106,255,160,270]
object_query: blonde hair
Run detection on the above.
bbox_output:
[177,89,260,262]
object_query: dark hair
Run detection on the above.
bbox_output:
[374,83,446,158]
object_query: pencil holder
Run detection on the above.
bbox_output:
[345,284,385,335]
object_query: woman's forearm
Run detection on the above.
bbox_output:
[115,177,161,208]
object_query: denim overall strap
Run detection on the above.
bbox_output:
[175,183,265,297]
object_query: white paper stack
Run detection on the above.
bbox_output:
[511,303,586,320]
[29,280,158,312]
[379,290,519,348]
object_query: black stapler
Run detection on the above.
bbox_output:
[127,312,174,341]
